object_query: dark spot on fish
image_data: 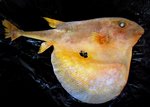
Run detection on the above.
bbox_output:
[79,50,88,58]
[119,21,126,28]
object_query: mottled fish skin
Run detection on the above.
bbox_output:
[2,17,144,104]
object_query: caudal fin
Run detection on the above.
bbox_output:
[2,20,21,41]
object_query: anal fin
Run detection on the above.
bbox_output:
[38,42,53,54]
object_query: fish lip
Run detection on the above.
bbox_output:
[135,26,144,36]
[136,31,144,36]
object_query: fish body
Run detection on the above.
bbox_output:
[2,17,144,104]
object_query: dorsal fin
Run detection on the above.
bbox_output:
[43,17,64,28]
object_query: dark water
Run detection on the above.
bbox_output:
[0,0,150,106]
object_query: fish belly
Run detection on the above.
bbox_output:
[51,50,127,104]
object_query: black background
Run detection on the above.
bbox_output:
[0,0,150,107]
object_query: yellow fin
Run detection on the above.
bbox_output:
[38,42,53,54]
[43,17,64,28]
[92,32,109,44]
[2,20,21,41]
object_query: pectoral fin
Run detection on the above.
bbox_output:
[43,17,64,28]
[38,42,53,54]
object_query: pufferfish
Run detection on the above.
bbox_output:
[2,17,144,104]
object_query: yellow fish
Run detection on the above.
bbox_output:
[2,17,144,104]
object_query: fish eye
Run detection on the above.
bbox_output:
[79,50,88,58]
[119,21,126,28]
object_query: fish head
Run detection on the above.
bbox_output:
[96,18,144,47]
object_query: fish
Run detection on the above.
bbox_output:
[2,17,144,104]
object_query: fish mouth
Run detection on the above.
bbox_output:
[132,27,144,46]
[135,25,145,36]
[133,25,144,41]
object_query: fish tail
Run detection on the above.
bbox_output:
[2,20,22,41]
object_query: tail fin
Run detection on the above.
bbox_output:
[2,20,21,41]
